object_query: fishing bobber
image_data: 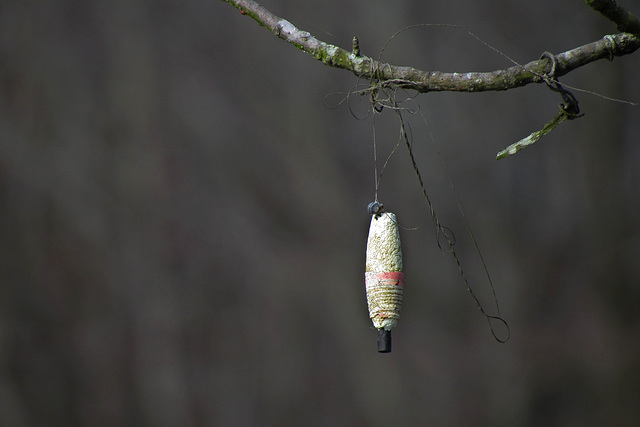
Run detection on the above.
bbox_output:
[365,206,404,353]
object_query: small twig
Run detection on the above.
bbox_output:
[496,113,567,160]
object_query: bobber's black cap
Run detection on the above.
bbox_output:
[377,329,392,353]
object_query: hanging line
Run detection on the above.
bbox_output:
[370,88,405,206]
[394,100,510,343]
[372,113,379,203]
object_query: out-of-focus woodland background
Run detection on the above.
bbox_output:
[1,0,640,425]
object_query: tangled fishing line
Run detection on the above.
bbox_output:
[368,82,511,344]
[326,24,519,344]
[326,22,636,347]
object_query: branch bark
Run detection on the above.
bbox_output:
[223,0,639,93]
[586,0,640,37]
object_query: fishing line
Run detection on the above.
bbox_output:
[372,113,379,202]
[394,101,510,342]
[378,23,519,65]
[415,106,510,341]
[370,85,411,207]
[557,83,638,106]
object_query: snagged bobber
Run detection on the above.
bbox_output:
[365,202,404,353]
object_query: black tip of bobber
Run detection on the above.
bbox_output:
[377,329,391,353]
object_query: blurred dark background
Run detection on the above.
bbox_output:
[1,0,639,425]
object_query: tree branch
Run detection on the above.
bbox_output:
[223,0,639,93]
[586,0,640,37]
